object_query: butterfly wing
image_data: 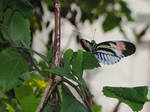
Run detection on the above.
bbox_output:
[95,41,136,65]
[80,38,92,52]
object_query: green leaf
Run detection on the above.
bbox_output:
[14,86,39,112]
[5,103,15,112]
[46,47,53,63]
[43,102,54,112]
[119,0,134,21]
[2,9,31,46]
[13,0,34,18]
[102,12,121,32]
[7,0,33,18]
[92,104,102,112]
[103,86,150,112]
[19,72,30,81]
[61,84,88,112]
[72,50,83,78]
[132,28,141,43]
[83,52,100,69]
[75,0,100,23]
[0,79,22,93]
[0,0,8,21]
[28,73,42,80]
[49,67,77,82]
[63,49,74,64]
[0,91,7,100]
[0,0,8,12]
[24,73,43,86]
[39,61,49,78]
[21,41,50,63]
[33,50,50,63]
[44,0,53,7]
[0,48,29,92]
[63,49,74,70]
[75,0,100,13]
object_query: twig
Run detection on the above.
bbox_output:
[46,78,61,101]
[36,79,53,112]
[119,25,130,41]
[62,77,92,112]
[14,45,45,77]
[113,101,121,112]
[35,75,61,112]
[138,25,149,39]
[23,52,44,76]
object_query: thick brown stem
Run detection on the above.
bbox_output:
[53,0,61,67]
[36,79,52,112]
[36,0,62,111]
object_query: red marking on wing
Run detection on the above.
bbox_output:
[116,42,125,51]
[83,40,91,51]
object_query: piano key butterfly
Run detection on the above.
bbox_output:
[80,38,136,65]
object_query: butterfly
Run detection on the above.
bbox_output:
[80,38,136,65]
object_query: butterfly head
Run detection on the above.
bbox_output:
[91,40,96,44]
[91,40,97,53]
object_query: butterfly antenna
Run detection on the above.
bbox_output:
[92,29,96,40]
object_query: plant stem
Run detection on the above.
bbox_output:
[113,101,121,112]
[36,79,53,112]
[36,0,62,111]
[119,25,130,41]
[50,1,62,111]
[53,0,61,67]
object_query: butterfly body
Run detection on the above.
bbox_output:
[80,39,136,65]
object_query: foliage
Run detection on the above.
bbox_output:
[60,84,88,112]
[0,48,29,92]
[14,86,40,112]
[103,86,150,112]
[31,0,134,39]
[5,103,15,112]
[0,0,149,112]
[92,104,102,112]
[49,49,100,81]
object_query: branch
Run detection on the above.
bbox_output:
[113,101,121,112]
[119,25,130,41]
[36,79,53,112]
[53,0,61,67]
[36,0,62,111]
[138,25,149,39]
[35,75,61,112]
